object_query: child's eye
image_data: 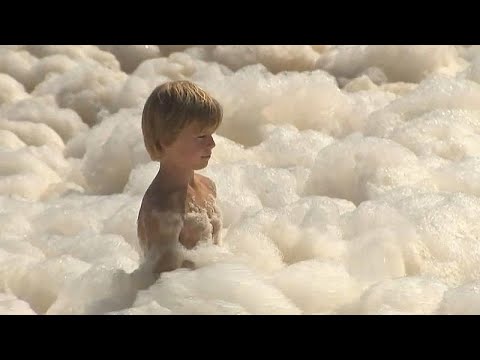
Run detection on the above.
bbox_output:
[197,135,206,139]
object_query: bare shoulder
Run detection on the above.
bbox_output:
[142,185,185,213]
[137,186,185,246]
[196,173,217,197]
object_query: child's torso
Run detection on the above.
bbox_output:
[137,175,222,253]
[180,191,222,249]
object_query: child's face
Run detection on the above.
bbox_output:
[162,121,216,170]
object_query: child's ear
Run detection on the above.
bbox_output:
[153,140,164,159]
[155,140,164,153]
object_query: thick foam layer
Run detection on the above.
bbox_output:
[1,45,479,314]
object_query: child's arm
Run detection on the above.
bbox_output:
[141,209,184,275]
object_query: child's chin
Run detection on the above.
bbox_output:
[194,162,209,170]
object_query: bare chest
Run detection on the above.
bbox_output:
[179,193,222,249]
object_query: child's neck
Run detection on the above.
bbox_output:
[156,162,195,189]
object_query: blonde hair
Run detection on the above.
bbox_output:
[142,80,223,161]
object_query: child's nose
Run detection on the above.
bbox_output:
[208,135,215,148]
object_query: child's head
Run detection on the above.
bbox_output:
[142,80,223,161]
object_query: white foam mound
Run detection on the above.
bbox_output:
[80,108,148,195]
[273,260,361,314]
[27,55,79,92]
[6,255,91,314]
[0,148,63,200]
[212,45,320,73]
[0,73,29,104]
[98,45,162,73]
[113,52,232,111]
[0,292,36,315]
[436,281,480,314]
[316,45,466,83]
[106,301,172,315]
[46,266,137,315]
[134,263,302,315]
[32,62,128,126]
[304,134,431,204]
[1,95,88,142]
[0,130,25,151]
[1,45,480,314]
[0,118,64,150]
[25,45,120,71]
[353,276,447,315]
[0,48,38,89]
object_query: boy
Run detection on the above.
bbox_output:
[136,80,223,278]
